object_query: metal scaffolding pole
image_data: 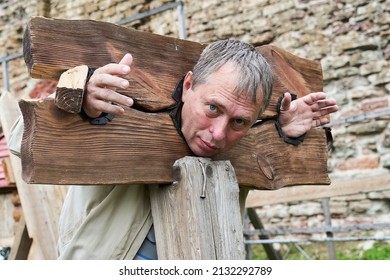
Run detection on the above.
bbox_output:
[116,1,186,39]
[0,52,23,92]
[245,236,390,245]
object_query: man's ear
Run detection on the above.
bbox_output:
[182,71,193,102]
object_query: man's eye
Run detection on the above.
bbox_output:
[232,119,247,130]
[209,104,217,111]
[234,119,244,125]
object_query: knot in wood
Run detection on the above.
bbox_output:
[256,153,274,180]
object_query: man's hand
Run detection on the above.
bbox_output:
[83,54,135,118]
[279,92,338,138]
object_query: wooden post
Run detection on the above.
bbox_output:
[150,156,245,260]
[246,208,282,260]
[8,215,32,260]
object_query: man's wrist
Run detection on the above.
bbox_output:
[274,119,306,145]
[276,93,306,146]
[79,109,115,125]
[80,67,116,125]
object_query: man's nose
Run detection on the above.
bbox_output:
[210,118,228,144]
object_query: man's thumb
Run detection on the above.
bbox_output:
[280,92,292,112]
[119,53,133,66]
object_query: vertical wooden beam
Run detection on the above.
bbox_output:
[8,215,32,260]
[246,208,282,260]
[150,156,245,260]
[2,157,16,185]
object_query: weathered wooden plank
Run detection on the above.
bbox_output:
[214,122,329,189]
[23,16,204,112]
[149,157,245,259]
[1,157,16,185]
[255,44,324,118]
[19,16,331,190]
[246,174,390,208]
[19,97,329,190]
[55,65,89,113]
[22,17,323,118]
[19,97,191,185]
[8,215,32,260]
[0,193,15,247]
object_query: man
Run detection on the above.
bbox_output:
[10,39,338,259]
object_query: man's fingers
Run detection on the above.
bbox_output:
[305,96,338,114]
[83,53,135,118]
[84,87,134,117]
[303,92,327,104]
[90,86,133,107]
[90,73,129,90]
[105,90,134,108]
[312,116,331,127]
[280,92,292,111]
[119,53,133,66]
[311,105,339,119]
[94,60,131,77]
[315,98,337,108]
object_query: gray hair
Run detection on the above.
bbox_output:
[192,39,273,115]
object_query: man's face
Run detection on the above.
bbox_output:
[181,62,262,157]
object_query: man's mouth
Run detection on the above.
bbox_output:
[200,139,218,152]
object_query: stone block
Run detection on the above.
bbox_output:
[350,85,386,100]
[339,32,382,51]
[368,69,390,85]
[367,190,390,200]
[347,121,387,135]
[263,0,294,17]
[289,202,323,217]
[360,61,389,76]
[361,97,389,112]
[350,50,383,66]
[336,155,380,170]
[381,153,390,169]
[349,199,371,213]
[330,202,349,217]
[366,201,390,215]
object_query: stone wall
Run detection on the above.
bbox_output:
[0,0,389,242]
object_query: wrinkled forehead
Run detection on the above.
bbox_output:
[200,66,262,113]
[209,61,262,105]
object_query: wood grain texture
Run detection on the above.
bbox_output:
[19,97,191,185]
[8,215,32,260]
[257,45,324,118]
[55,65,89,113]
[149,157,245,260]
[1,157,16,185]
[19,98,329,189]
[214,121,330,189]
[23,16,204,112]
[19,17,331,190]
[0,193,15,246]
[23,17,324,118]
